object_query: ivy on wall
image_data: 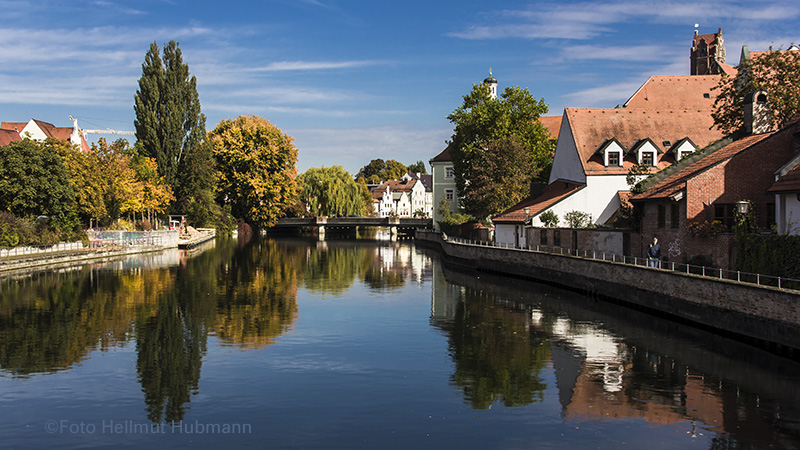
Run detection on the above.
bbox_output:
[736,234,800,280]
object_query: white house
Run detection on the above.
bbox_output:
[372,177,427,218]
[0,118,90,152]
[493,74,726,248]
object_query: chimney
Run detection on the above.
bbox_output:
[743,90,772,134]
[529,182,545,199]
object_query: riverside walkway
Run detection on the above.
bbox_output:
[416,229,800,356]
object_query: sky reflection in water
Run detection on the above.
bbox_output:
[0,236,799,449]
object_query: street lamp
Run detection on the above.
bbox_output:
[736,200,751,214]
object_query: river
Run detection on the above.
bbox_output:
[1,236,799,449]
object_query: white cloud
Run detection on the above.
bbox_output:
[246,60,380,72]
[449,1,800,41]
[561,45,674,62]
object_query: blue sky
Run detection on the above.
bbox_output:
[1,0,798,174]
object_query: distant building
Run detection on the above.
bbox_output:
[1,118,90,152]
[690,28,734,75]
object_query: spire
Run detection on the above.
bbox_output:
[483,68,498,99]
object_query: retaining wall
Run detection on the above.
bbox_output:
[417,230,800,352]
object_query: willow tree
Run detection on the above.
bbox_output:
[210,115,299,228]
[133,40,210,218]
[298,165,369,217]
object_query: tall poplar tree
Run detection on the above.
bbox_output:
[134,40,211,219]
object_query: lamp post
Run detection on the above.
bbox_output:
[736,200,751,214]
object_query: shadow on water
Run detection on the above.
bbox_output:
[430,257,800,448]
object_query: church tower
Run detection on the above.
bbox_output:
[483,68,498,99]
[691,28,726,75]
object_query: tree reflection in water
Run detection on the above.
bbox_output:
[443,288,550,409]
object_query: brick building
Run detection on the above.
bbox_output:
[630,99,800,269]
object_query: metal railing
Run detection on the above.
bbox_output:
[0,242,87,260]
[443,235,800,291]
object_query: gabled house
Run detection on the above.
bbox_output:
[630,97,799,269]
[372,177,427,218]
[403,172,434,217]
[1,118,90,152]
[494,107,723,239]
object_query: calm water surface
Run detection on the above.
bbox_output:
[1,236,800,449]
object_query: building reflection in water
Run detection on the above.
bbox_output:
[430,260,800,446]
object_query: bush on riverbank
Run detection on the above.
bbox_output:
[0,212,85,247]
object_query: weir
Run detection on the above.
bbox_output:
[416,229,800,355]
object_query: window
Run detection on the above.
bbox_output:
[703,93,711,98]
[445,189,454,201]
[445,167,455,178]
[662,141,671,148]
[641,152,654,166]
[657,204,666,229]
[553,230,561,247]
[540,230,548,245]
[607,151,620,166]
[714,204,735,229]
[670,203,680,229]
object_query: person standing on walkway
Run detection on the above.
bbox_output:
[647,236,661,268]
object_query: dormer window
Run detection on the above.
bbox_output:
[598,139,625,167]
[670,138,697,161]
[630,139,660,166]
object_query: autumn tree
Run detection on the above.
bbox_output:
[712,49,800,135]
[47,138,107,226]
[134,40,210,219]
[210,115,299,228]
[298,166,369,217]
[447,84,554,219]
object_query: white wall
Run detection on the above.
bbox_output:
[531,174,628,227]
[548,115,586,185]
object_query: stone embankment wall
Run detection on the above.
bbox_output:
[417,230,800,353]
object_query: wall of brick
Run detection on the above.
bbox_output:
[418,230,800,352]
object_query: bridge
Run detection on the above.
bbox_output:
[270,216,433,236]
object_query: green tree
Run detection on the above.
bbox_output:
[564,210,591,228]
[539,210,558,227]
[461,137,539,220]
[133,40,207,212]
[0,139,75,219]
[406,160,427,175]
[298,166,369,217]
[210,115,299,228]
[447,84,554,219]
[712,49,800,135]
[355,158,408,183]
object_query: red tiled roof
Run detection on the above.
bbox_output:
[430,143,453,163]
[372,179,417,200]
[768,164,800,193]
[540,115,562,140]
[623,75,722,110]
[0,129,21,146]
[0,122,27,132]
[631,133,772,201]
[565,107,724,176]
[492,181,584,223]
